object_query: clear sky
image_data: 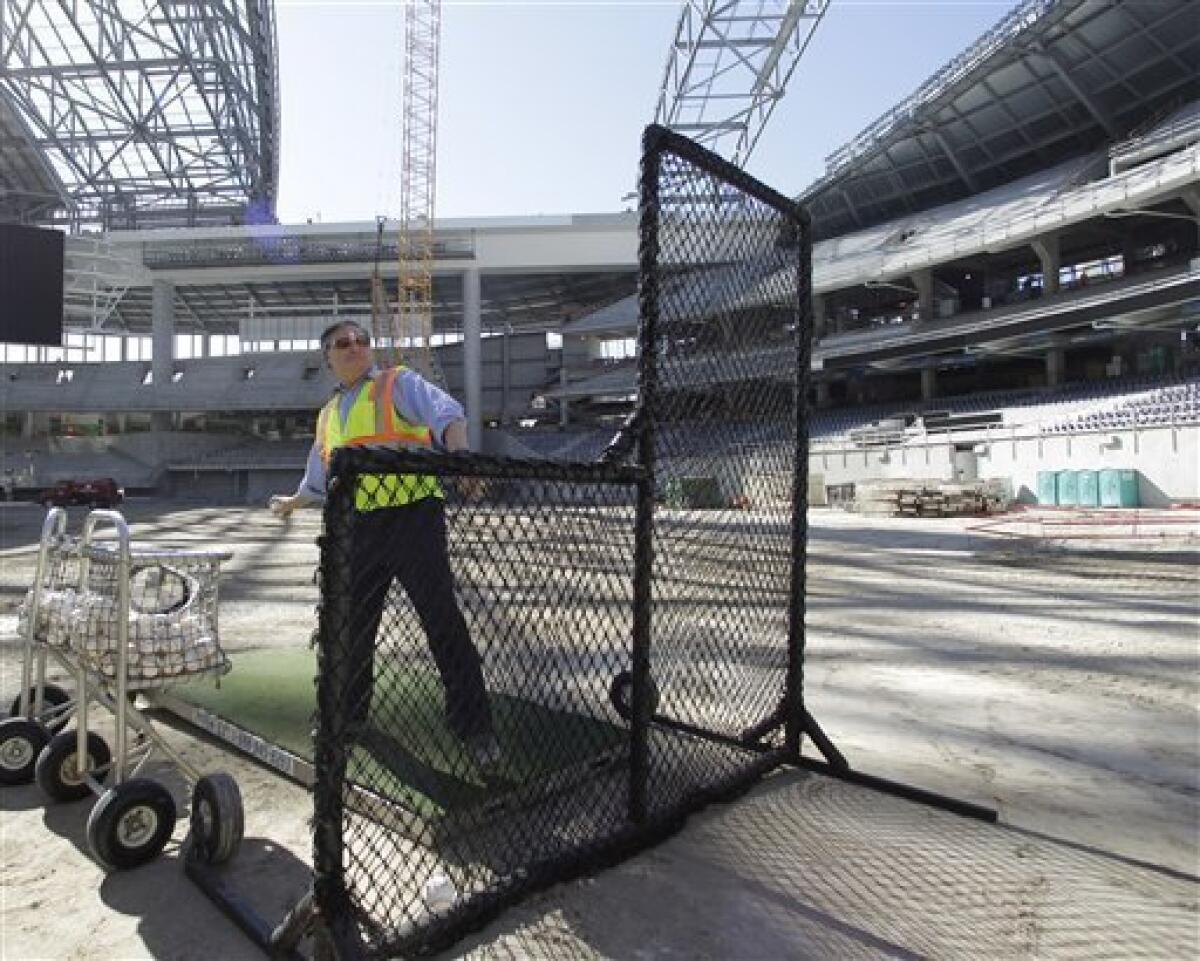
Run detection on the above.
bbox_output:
[274,1,1015,224]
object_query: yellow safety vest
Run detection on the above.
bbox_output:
[318,366,443,511]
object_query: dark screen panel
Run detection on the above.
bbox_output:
[0,224,64,346]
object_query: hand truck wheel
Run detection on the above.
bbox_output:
[9,683,72,732]
[87,777,176,868]
[609,670,660,721]
[190,772,244,865]
[0,718,51,785]
[87,778,177,871]
[35,730,111,803]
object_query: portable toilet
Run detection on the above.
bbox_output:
[1099,468,1139,508]
[1056,469,1078,507]
[1036,471,1058,506]
[1076,469,1100,508]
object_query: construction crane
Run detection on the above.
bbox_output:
[383,0,443,381]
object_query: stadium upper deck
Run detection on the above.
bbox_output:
[801,0,1199,239]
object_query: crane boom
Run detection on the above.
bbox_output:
[393,0,442,379]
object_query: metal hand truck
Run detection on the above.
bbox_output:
[1,509,80,782]
[1,509,246,871]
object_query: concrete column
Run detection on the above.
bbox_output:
[22,411,34,439]
[500,326,512,425]
[1045,346,1065,387]
[815,379,831,409]
[920,367,937,401]
[1032,233,1060,295]
[151,279,175,431]
[911,270,934,323]
[462,267,483,451]
[1179,186,1200,247]
[812,293,827,342]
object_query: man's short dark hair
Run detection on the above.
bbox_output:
[319,319,369,352]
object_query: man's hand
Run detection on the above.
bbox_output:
[269,494,300,520]
[440,419,484,501]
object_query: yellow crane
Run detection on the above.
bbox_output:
[383,0,442,381]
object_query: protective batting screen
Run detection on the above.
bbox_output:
[312,125,811,959]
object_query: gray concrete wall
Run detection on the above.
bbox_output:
[811,424,1200,506]
[0,332,553,423]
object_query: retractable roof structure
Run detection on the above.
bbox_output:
[803,0,1199,239]
[0,0,280,229]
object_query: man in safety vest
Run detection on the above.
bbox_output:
[269,320,500,772]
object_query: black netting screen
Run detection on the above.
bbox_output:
[634,126,811,820]
[312,125,810,959]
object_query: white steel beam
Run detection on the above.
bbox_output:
[653,0,830,167]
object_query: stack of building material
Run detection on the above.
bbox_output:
[854,479,1005,517]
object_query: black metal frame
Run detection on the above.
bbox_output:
[183,125,994,960]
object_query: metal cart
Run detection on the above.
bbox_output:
[1,509,80,782]
[0,509,245,870]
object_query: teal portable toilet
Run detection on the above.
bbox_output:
[1056,470,1078,507]
[1099,469,1119,507]
[1119,469,1139,507]
[1076,470,1100,508]
[1036,471,1057,506]
[1099,469,1139,507]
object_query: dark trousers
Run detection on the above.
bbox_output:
[346,497,492,740]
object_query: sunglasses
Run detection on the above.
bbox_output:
[328,332,370,351]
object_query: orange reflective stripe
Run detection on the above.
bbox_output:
[361,366,431,448]
[343,429,431,448]
[316,402,334,469]
[374,367,400,437]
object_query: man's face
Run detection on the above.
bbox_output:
[324,324,373,384]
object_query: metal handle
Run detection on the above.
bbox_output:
[79,509,132,782]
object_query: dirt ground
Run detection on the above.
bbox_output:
[0,500,1196,960]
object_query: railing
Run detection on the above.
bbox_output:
[1109,107,1200,173]
[814,145,1200,290]
[142,235,475,269]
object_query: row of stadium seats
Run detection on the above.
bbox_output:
[1045,378,1200,433]
[169,438,313,469]
[807,373,1199,444]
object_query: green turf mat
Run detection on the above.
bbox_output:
[170,647,627,819]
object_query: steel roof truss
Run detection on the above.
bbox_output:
[0,0,278,226]
[654,0,829,167]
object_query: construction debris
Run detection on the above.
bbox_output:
[853,479,1009,517]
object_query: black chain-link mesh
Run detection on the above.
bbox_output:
[633,128,811,824]
[312,125,810,959]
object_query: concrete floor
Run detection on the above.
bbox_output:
[0,501,1196,959]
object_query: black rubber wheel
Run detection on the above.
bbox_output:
[35,730,111,803]
[0,717,50,785]
[87,779,177,871]
[9,683,71,731]
[190,772,244,865]
[609,671,660,722]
